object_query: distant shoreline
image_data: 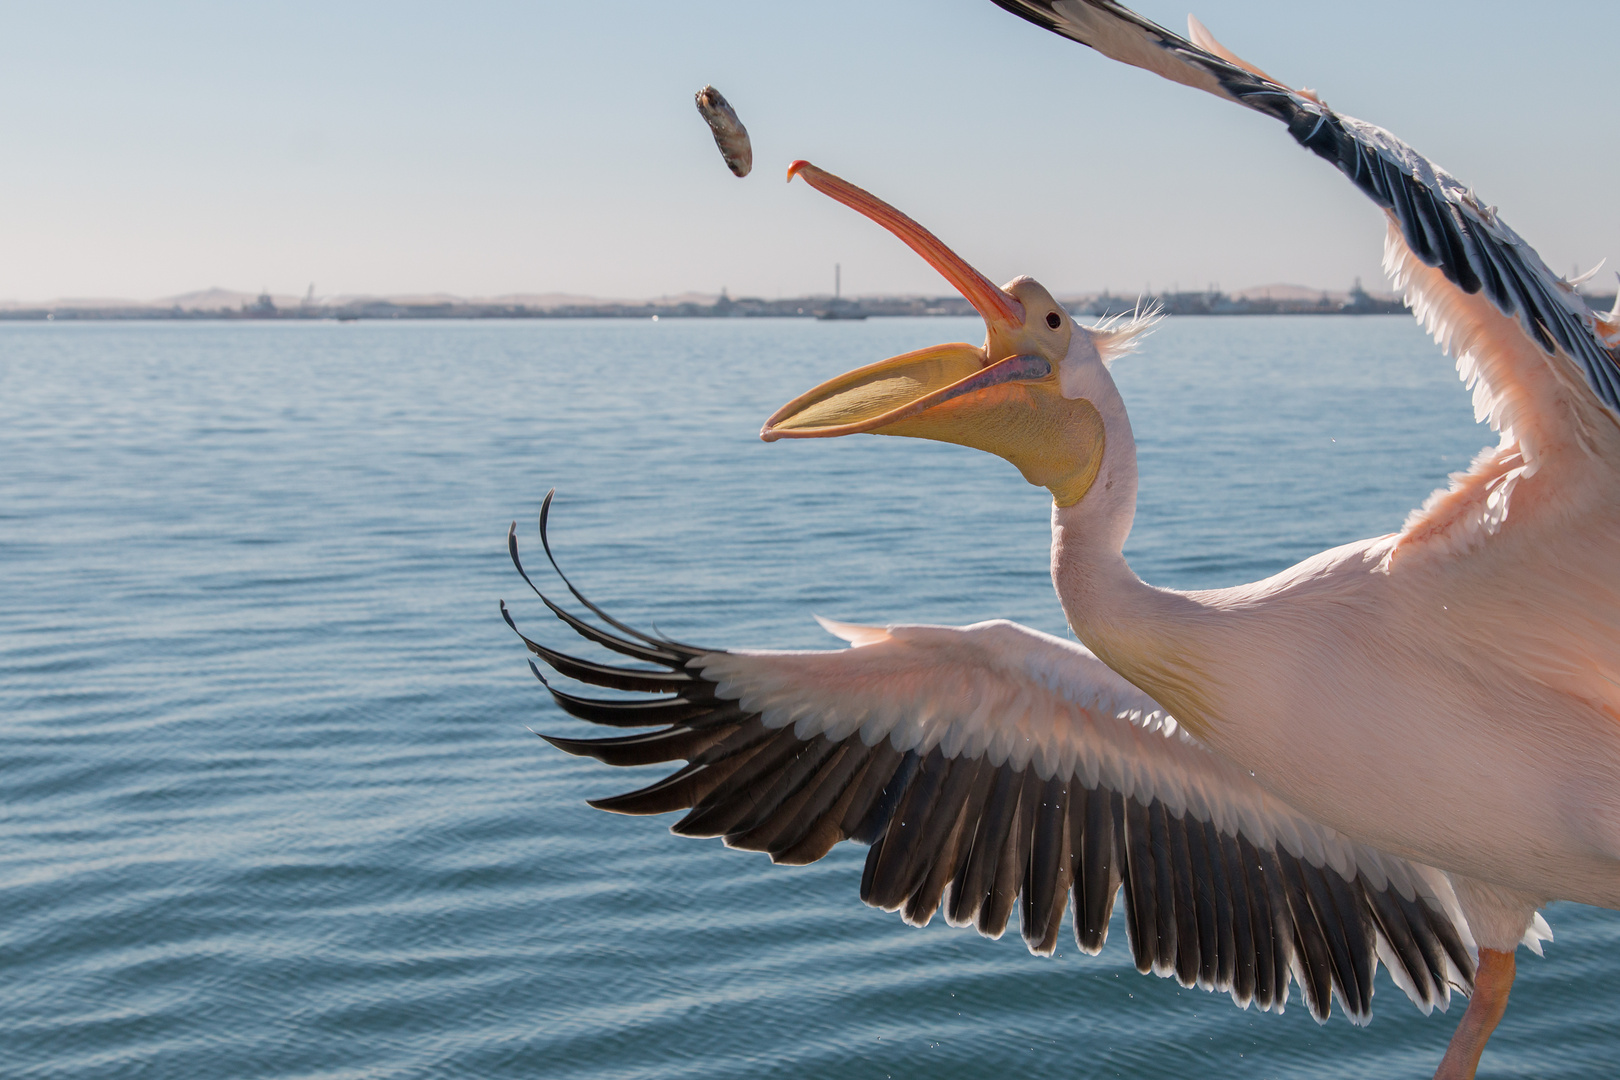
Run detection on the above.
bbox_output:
[5,288,1611,323]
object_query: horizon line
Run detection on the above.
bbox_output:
[0,279,1437,313]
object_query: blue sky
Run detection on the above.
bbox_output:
[2,0,1615,301]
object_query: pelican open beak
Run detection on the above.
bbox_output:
[761,161,1105,507]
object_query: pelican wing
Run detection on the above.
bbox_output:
[510,510,1475,1024]
[990,0,1620,446]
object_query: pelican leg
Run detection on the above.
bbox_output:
[1434,948,1515,1080]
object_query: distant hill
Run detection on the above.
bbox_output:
[1,284,1399,312]
[0,288,303,312]
[0,295,147,311]
[4,282,1606,321]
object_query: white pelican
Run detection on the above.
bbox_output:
[510,3,1620,1076]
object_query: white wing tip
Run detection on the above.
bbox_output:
[1521,912,1553,956]
[813,615,891,647]
[1185,13,1214,48]
[1565,257,1605,287]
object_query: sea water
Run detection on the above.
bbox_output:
[2,317,1615,1078]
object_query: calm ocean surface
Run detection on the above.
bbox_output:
[2,316,1616,1079]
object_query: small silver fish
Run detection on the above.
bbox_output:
[695,86,752,178]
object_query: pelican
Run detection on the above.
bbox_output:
[509,2,1620,1076]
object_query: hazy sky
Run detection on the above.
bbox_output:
[3,0,1616,301]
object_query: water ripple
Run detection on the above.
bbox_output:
[0,318,1612,1078]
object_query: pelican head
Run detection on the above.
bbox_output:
[761,160,1108,507]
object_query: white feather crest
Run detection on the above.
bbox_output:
[1085,301,1163,368]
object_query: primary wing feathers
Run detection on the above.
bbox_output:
[990,0,1620,425]
[513,515,1476,1023]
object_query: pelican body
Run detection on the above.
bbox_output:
[514,3,1620,1076]
[1047,319,1620,922]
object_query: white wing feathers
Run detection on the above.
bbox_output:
[510,506,1479,1025]
[706,619,1394,885]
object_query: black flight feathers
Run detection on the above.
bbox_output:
[989,0,1620,412]
[507,498,1475,1022]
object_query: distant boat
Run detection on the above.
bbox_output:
[816,262,868,320]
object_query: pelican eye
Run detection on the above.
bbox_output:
[1046,311,1062,329]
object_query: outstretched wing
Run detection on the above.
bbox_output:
[509,501,1475,1024]
[990,0,1620,472]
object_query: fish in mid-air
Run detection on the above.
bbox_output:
[694,85,752,177]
